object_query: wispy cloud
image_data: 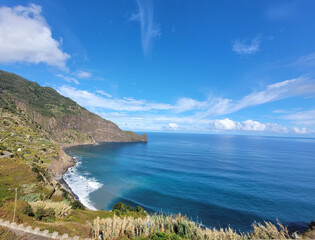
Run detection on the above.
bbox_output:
[199,77,315,118]
[56,77,315,134]
[76,70,92,78]
[58,85,172,111]
[0,4,70,68]
[57,77,315,115]
[265,3,297,21]
[232,36,261,55]
[130,0,161,57]
[96,90,112,98]
[282,110,315,126]
[294,52,315,67]
[56,74,79,85]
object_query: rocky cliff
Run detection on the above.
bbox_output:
[0,70,147,145]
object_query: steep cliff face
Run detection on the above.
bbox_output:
[0,70,147,145]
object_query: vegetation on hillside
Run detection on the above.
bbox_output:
[92,213,292,240]
[0,70,85,119]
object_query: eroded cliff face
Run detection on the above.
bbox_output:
[0,70,147,146]
[50,149,76,180]
[51,113,147,144]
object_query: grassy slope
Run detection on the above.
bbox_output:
[0,70,85,119]
[0,108,146,238]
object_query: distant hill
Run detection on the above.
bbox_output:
[0,70,147,145]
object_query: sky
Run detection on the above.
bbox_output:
[1,0,315,136]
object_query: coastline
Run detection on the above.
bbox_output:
[54,141,315,237]
[57,142,98,205]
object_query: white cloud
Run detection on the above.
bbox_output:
[293,127,312,134]
[211,118,290,133]
[96,90,112,98]
[200,77,315,118]
[242,120,266,131]
[76,70,92,78]
[232,36,261,55]
[0,4,70,68]
[55,78,315,134]
[56,74,79,85]
[213,118,239,130]
[174,97,208,113]
[58,85,172,111]
[130,0,161,56]
[166,123,178,130]
[212,118,266,131]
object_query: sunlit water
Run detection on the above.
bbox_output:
[64,133,315,231]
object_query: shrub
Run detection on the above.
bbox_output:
[150,232,182,240]
[60,189,70,200]
[31,166,39,173]
[113,202,126,211]
[22,204,34,217]
[34,207,46,221]
[34,207,55,222]
[136,206,144,213]
[36,174,44,182]
[71,200,85,210]
[126,205,134,211]
[44,208,56,222]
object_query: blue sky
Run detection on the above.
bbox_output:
[1,0,315,136]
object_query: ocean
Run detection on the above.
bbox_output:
[63,133,315,231]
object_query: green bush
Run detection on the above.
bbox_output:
[31,166,39,173]
[34,207,55,222]
[61,189,70,200]
[44,208,56,222]
[22,204,34,217]
[150,232,183,240]
[136,206,144,212]
[113,202,126,211]
[34,207,46,221]
[71,200,85,210]
[36,174,43,182]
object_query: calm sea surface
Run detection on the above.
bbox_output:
[64,133,315,231]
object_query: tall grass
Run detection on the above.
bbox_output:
[30,201,71,218]
[91,213,290,239]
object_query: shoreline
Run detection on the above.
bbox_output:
[55,142,314,237]
[59,143,97,207]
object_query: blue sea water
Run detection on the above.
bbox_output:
[64,133,315,231]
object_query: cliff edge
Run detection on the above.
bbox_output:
[0,70,147,145]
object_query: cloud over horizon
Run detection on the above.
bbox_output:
[56,76,315,135]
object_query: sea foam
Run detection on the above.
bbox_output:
[63,157,102,210]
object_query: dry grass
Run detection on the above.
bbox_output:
[91,213,291,240]
[30,201,72,218]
